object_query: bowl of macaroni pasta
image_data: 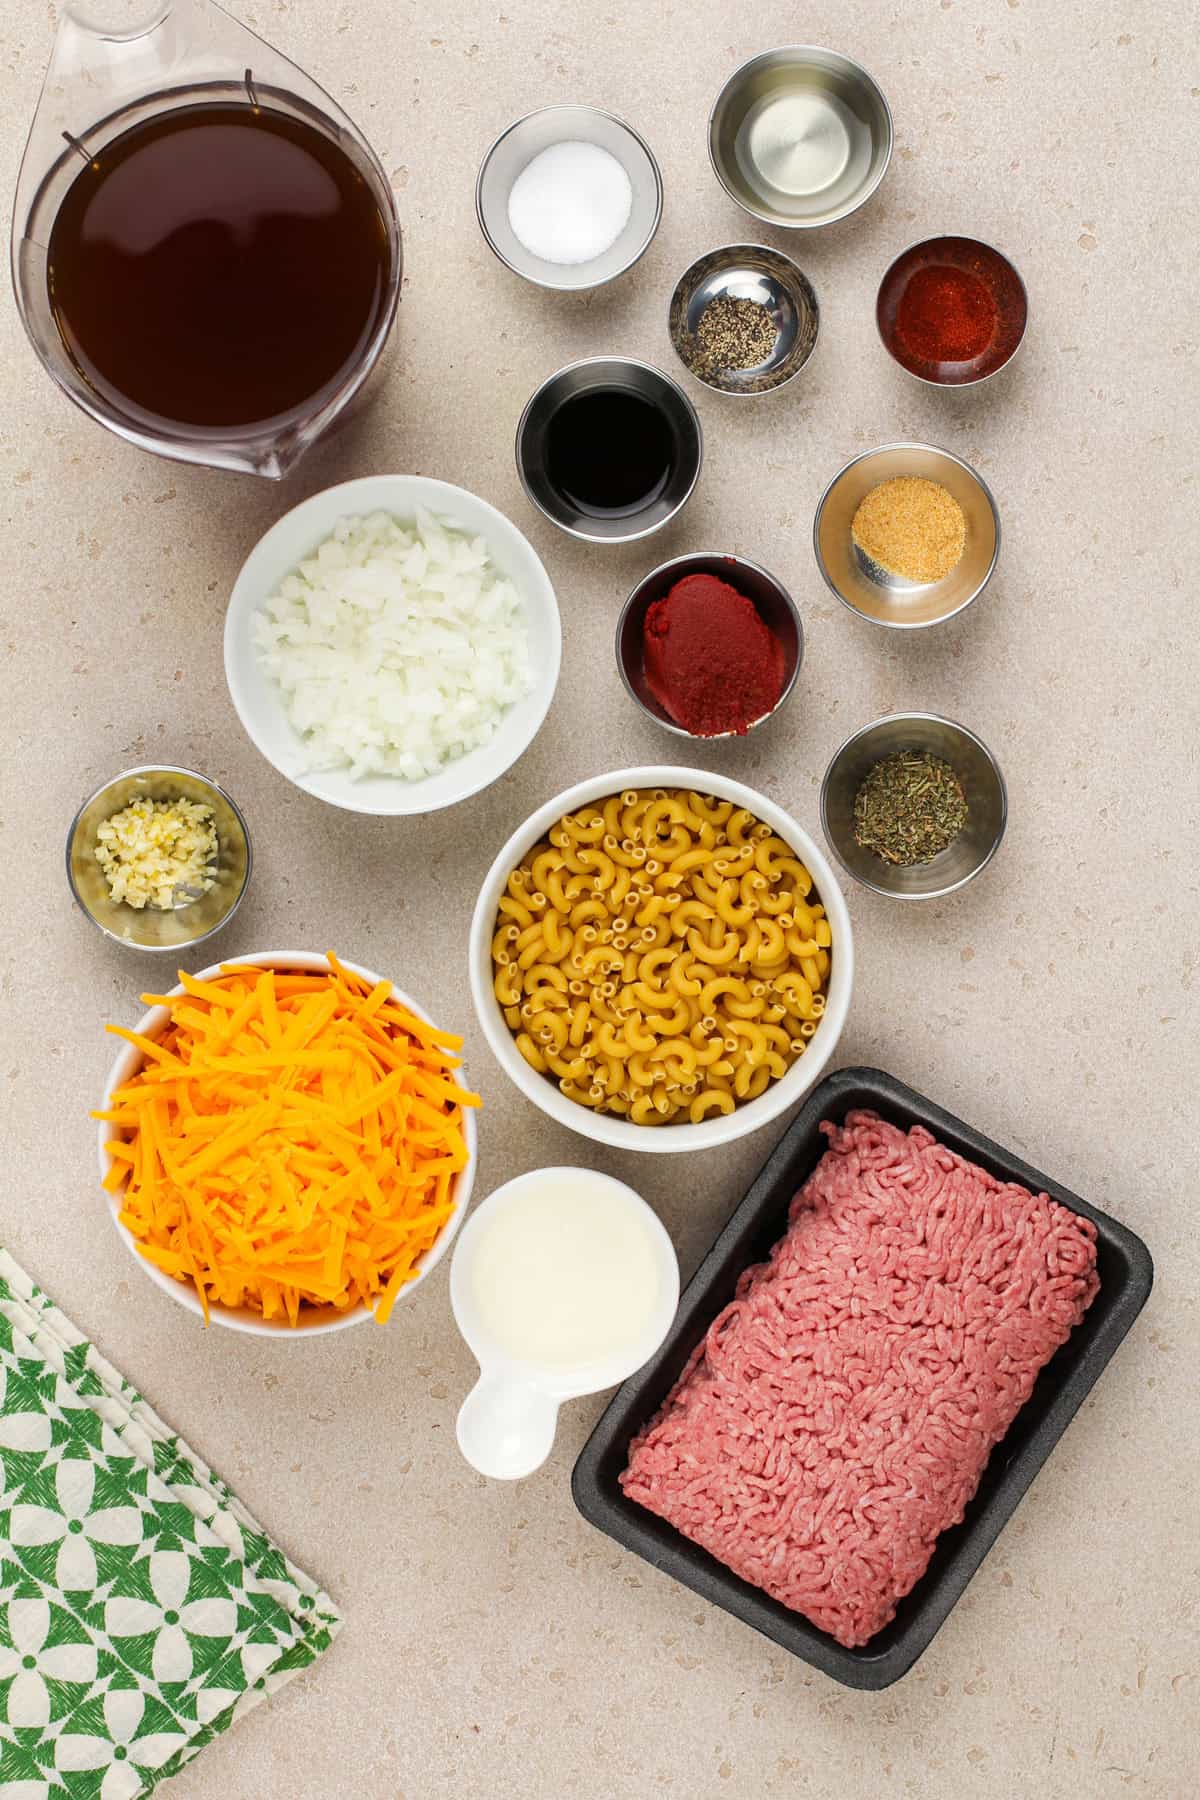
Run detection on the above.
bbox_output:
[468,767,853,1152]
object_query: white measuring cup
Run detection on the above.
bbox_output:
[450,1167,680,1481]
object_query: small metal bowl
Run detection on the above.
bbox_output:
[476,104,662,292]
[516,356,703,544]
[616,552,803,738]
[813,442,1000,630]
[667,244,819,396]
[820,713,1007,901]
[877,235,1028,387]
[67,765,252,952]
[709,46,892,229]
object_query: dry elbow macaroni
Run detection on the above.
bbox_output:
[491,789,832,1126]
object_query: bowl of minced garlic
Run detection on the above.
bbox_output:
[67,765,251,951]
[813,441,1000,629]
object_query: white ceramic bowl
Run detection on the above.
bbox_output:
[468,767,854,1154]
[224,475,561,816]
[97,951,477,1336]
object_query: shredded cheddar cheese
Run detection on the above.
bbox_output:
[94,953,479,1326]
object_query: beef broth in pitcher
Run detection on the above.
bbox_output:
[47,102,393,436]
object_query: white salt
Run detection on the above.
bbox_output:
[506,140,633,266]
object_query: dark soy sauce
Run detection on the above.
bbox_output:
[47,103,392,434]
[545,388,676,518]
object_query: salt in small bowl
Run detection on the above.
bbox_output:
[476,104,662,292]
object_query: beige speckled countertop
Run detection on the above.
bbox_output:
[2,0,1197,1794]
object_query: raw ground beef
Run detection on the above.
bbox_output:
[621,1110,1100,1648]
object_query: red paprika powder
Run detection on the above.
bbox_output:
[894,263,996,363]
[642,573,787,737]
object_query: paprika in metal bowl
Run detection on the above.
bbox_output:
[877,235,1027,387]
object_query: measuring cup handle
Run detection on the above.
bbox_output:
[456,1373,560,1481]
[54,3,200,91]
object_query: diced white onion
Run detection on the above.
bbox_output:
[253,509,534,781]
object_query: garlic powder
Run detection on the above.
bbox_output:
[95,796,218,910]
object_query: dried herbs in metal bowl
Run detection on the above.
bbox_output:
[853,750,968,866]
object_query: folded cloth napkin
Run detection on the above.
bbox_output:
[0,1250,341,1797]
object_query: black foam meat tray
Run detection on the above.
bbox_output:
[571,1066,1154,1690]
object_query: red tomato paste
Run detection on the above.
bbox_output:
[642,572,787,737]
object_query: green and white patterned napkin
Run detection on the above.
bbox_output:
[0,1250,341,1797]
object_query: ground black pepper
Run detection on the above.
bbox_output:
[684,296,778,380]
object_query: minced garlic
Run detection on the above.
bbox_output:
[95,796,218,911]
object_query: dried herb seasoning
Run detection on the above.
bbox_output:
[853,750,969,866]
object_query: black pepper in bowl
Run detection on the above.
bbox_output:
[685,296,778,381]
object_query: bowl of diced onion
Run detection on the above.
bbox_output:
[224,475,561,816]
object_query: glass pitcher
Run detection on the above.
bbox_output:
[12,0,402,479]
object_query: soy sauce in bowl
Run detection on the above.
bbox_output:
[545,389,675,519]
[516,356,703,544]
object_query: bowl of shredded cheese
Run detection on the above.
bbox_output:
[94,950,479,1335]
[67,765,252,952]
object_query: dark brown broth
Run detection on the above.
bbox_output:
[47,102,392,434]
